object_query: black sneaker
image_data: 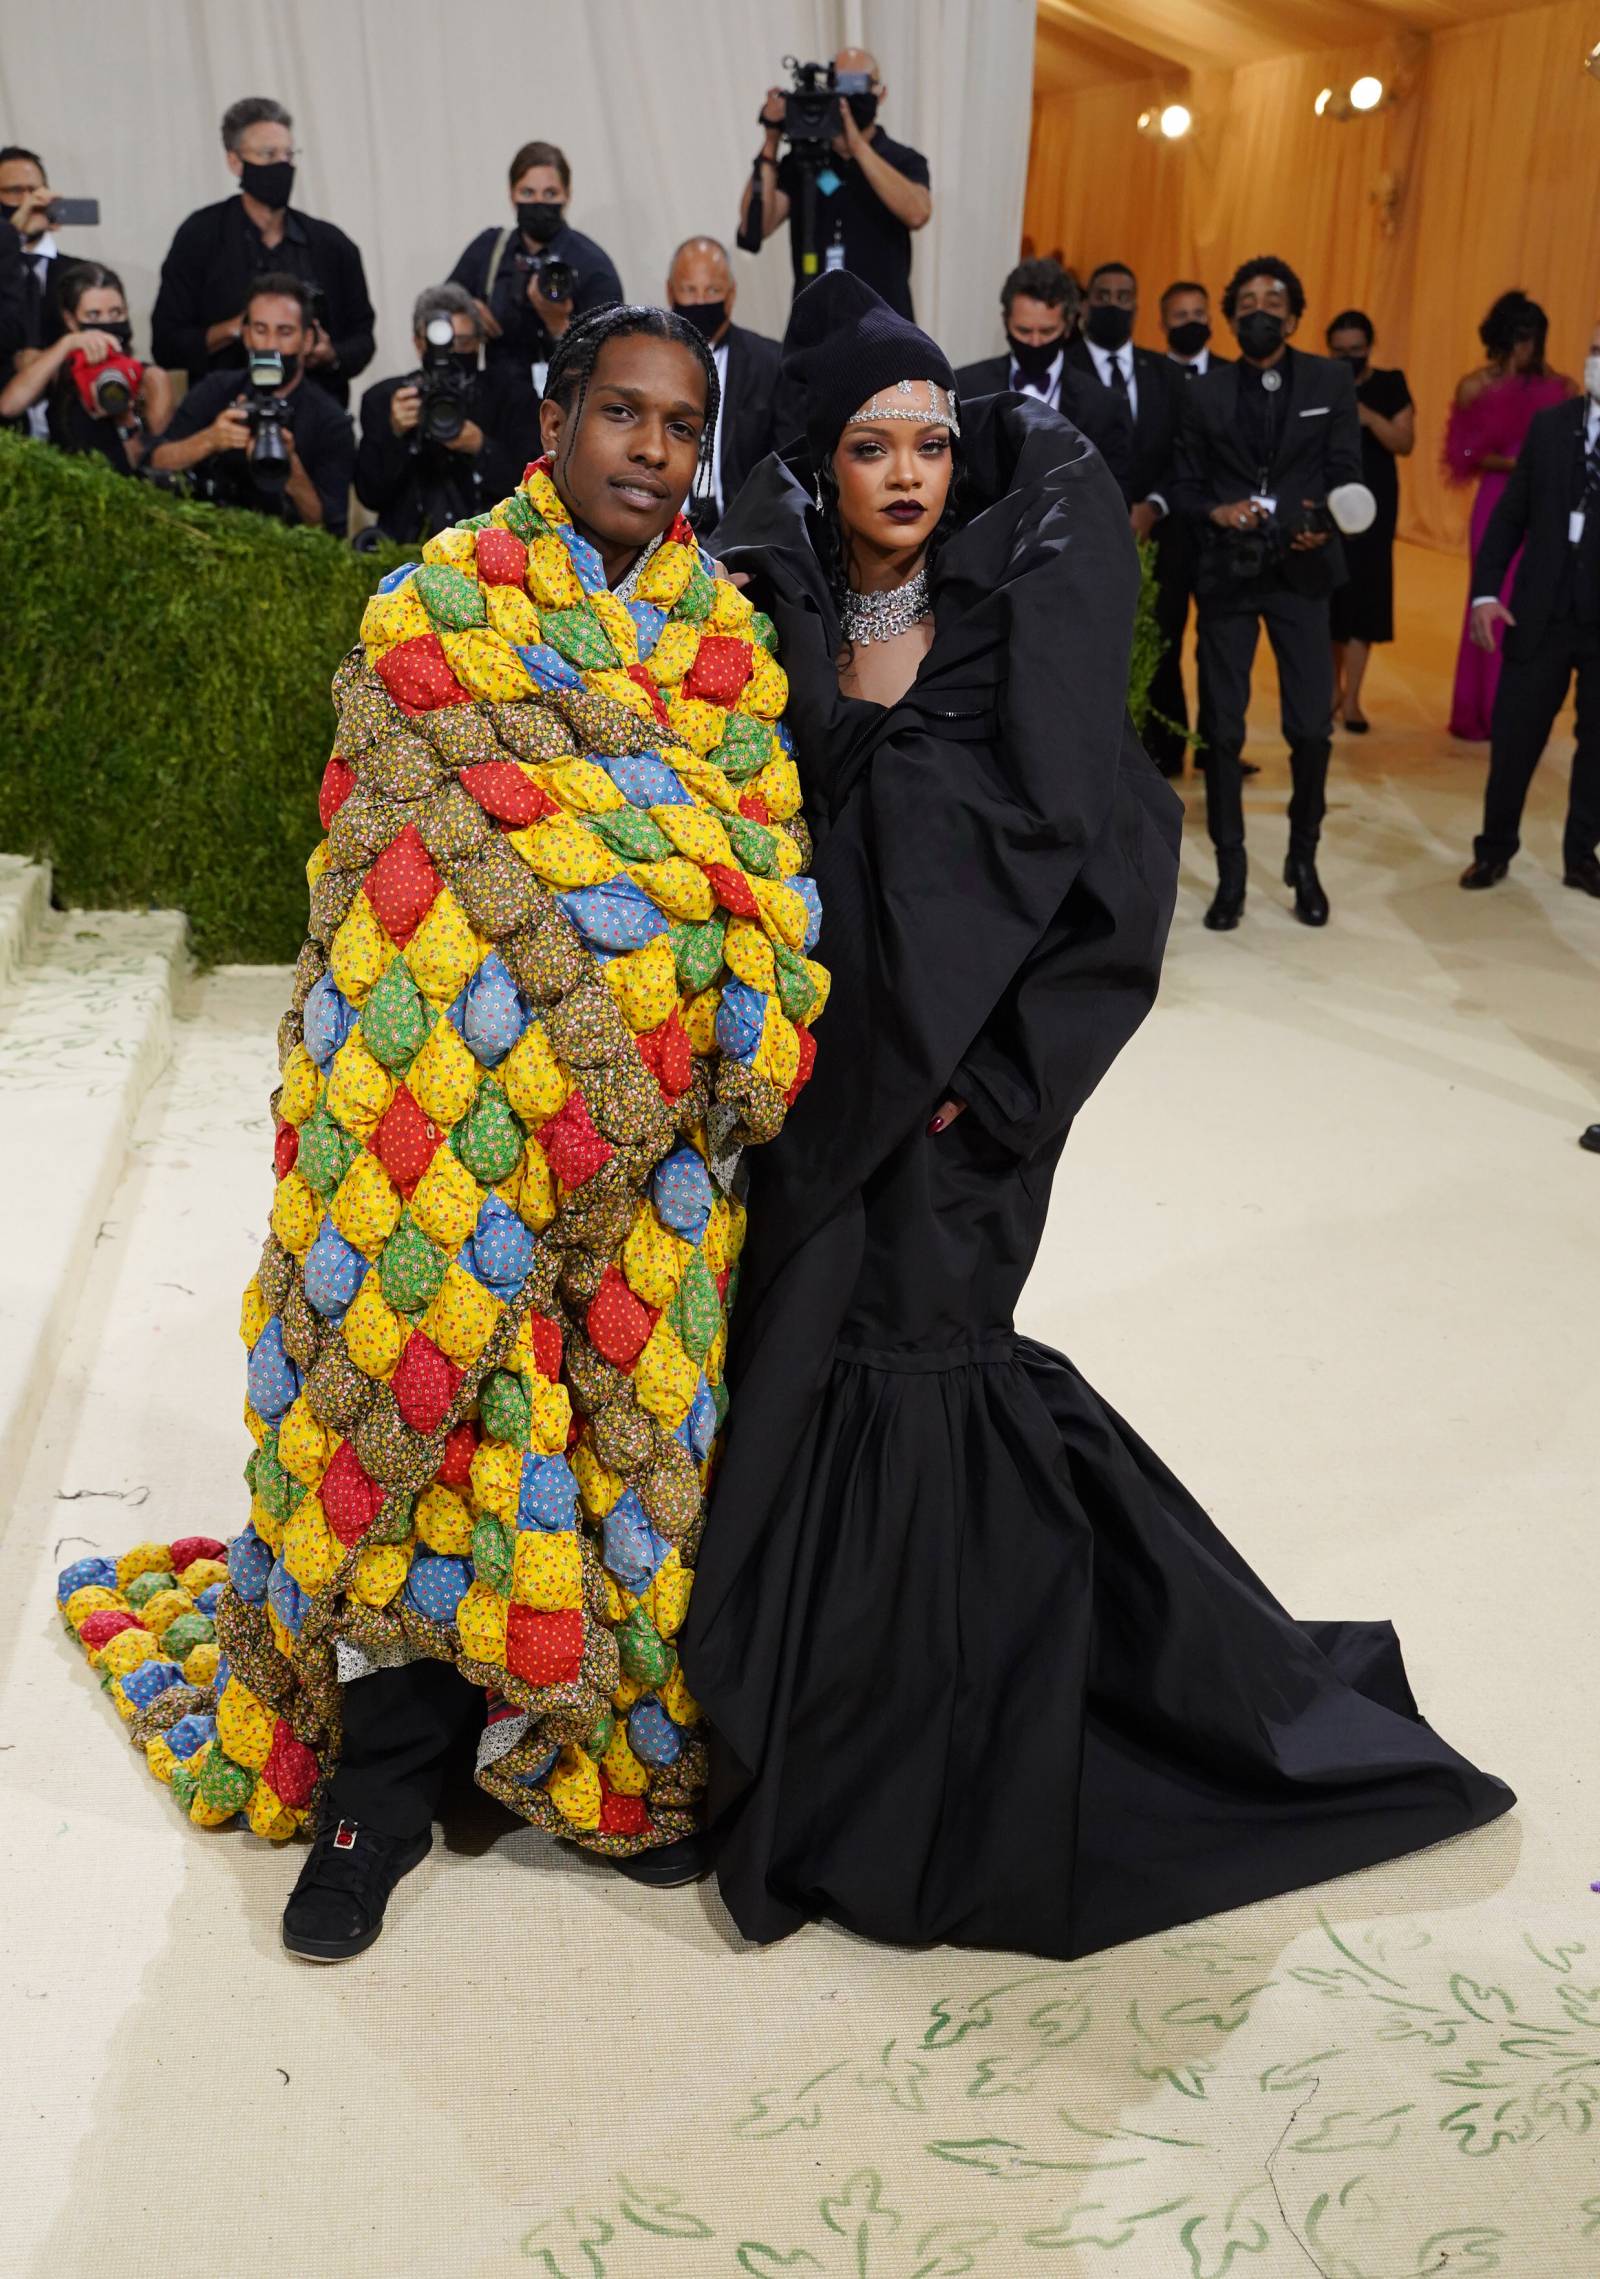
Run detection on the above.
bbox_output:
[609,1832,712,1888]
[281,1817,432,1961]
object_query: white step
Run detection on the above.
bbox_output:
[0,853,51,994]
[0,896,188,1531]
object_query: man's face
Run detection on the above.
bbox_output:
[512,165,566,210]
[1327,325,1370,371]
[1231,273,1297,340]
[1089,268,1137,321]
[227,119,294,185]
[1007,293,1066,350]
[243,293,307,380]
[0,155,49,243]
[539,332,708,561]
[1163,287,1209,339]
[667,243,735,336]
[833,46,884,102]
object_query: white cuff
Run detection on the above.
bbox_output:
[1469,595,1499,607]
[1144,492,1169,519]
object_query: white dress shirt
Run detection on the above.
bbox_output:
[1010,346,1064,413]
[22,230,58,442]
[1168,346,1214,378]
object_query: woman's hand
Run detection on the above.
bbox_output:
[927,1096,967,1136]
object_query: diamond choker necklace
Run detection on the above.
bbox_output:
[839,564,932,645]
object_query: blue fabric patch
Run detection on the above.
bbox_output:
[377,560,421,593]
[461,1194,535,1301]
[774,721,795,757]
[652,1146,714,1242]
[214,1652,231,1696]
[266,1557,308,1636]
[791,874,822,954]
[120,1659,185,1712]
[166,1712,217,1759]
[716,978,766,1062]
[556,522,607,594]
[684,1372,718,1462]
[516,642,583,692]
[58,1555,118,1604]
[625,600,667,659]
[303,972,357,1071]
[302,1219,369,1322]
[601,1489,672,1594]
[517,1451,579,1532]
[246,1317,301,1424]
[460,953,528,1067]
[404,1554,473,1625]
[557,876,670,952]
[604,748,692,809]
[196,1581,225,1617]
[628,1696,684,1767]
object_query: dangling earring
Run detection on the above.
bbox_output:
[813,471,824,508]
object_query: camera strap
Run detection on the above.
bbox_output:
[483,227,513,304]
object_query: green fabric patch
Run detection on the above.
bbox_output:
[591,807,674,864]
[751,609,779,655]
[713,711,771,781]
[669,912,726,994]
[454,1078,523,1186]
[540,605,619,672]
[725,814,778,876]
[125,1570,177,1610]
[667,1249,723,1366]
[247,1437,306,1522]
[296,1105,360,1199]
[479,1368,532,1447]
[498,491,542,542]
[773,942,818,1023]
[360,956,433,1071]
[616,1604,675,1686]
[585,1707,615,1761]
[472,1515,513,1594]
[378,1213,449,1316]
[677,561,715,624]
[198,1745,257,1814]
[161,1612,215,1661]
[169,1762,199,1813]
[413,561,487,632]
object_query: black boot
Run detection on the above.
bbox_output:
[1283,849,1330,926]
[1205,849,1247,930]
[610,1831,713,1887]
[281,1816,432,1961]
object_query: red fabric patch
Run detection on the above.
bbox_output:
[636,1008,692,1101]
[373,632,472,716]
[703,861,759,918]
[320,1439,384,1547]
[262,1720,319,1811]
[626,661,671,726]
[598,1781,651,1838]
[319,755,357,830]
[684,632,754,707]
[737,791,771,824]
[390,1331,463,1436]
[369,1084,443,1198]
[474,526,529,587]
[505,1603,585,1687]
[525,1311,563,1383]
[273,1121,299,1181]
[785,1021,817,1105]
[537,1090,614,1188]
[668,510,695,548]
[363,823,442,948]
[460,761,558,828]
[170,1535,228,1573]
[586,1265,656,1370]
[435,1421,477,1489]
[715,1266,730,1300]
[79,1609,146,1653]
[566,1412,582,1451]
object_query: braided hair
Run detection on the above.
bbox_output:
[542,304,722,520]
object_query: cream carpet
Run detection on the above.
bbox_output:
[2,544,1596,2277]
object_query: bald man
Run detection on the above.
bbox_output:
[739,47,931,320]
[665,235,782,534]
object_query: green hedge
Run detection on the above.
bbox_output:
[0,433,408,963]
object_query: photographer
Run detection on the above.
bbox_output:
[449,141,622,382]
[151,97,374,408]
[1172,255,1362,930]
[738,49,931,321]
[149,273,354,535]
[0,260,172,473]
[356,284,539,545]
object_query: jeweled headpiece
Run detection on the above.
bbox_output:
[849,376,961,436]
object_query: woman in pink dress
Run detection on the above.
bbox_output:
[1445,291,1572,740]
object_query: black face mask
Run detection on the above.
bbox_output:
[240,159,295,211]
[1336,351,1369,378]
[452,349,480,376]
[517,201,564,246]
[1236,309,1286,361]
[847,93,879,130]
[84,316,134,352]
[1007,332,1063,384]
[1085,303,1134,352]
[1167,318,1210,359]
[672,298,727,343]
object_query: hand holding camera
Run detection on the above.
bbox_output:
[206,400,255,457]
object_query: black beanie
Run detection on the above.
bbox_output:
[780,271,957,466]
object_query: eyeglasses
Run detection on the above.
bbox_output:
[239,144,301,164]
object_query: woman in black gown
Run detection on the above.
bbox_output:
[679,273,1511,1960]
[1325,308,1414,733]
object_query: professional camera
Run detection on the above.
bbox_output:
[1216,484,1375,583]
[242,347,293,491]
[508,204,576,307]
[778,56,873,152]
[411,313,473,445]
[66,346,144,421]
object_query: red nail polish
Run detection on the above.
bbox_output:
[927,1115,945,1134]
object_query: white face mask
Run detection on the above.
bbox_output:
[1586,353,1600,404]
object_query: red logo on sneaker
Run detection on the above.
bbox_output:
[333,1819,358,1851]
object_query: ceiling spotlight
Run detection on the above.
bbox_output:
[1159,102,1192,138]
[1587,39,1600,76]
[1314,86,1333,115]
[1350,74,1385,110]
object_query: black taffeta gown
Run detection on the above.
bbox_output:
[681,396,1514,1959]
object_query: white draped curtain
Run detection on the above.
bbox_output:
[0,0,1032,391]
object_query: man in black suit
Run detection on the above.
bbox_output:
[1144,280,1232,776]
[1068,261,1185,534]
[954,256,1132,490]
[1459,318,1600,898]
[666,235,781,535]
[1171,255,1362,929]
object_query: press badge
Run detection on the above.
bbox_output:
[1570,508,1586,546]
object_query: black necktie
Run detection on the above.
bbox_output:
[1584,421,1600,513]
[1183,362,1200,379]
[1106,353,1129,400]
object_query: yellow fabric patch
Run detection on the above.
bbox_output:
[457,1580,509,1666]
[626,858,714,922]
[277,1044,321,1126]
[633,1316,699,1429]
[517,1137,557,1231]
[248,1782,299,1842]
[704,1322,727,1386]
[547,1744,602,1828]
[405,1016,479,1129]
[325,1032,395,1143]
[421,1261,502,1366]
[681,990,719,1057]
[649,1549,692,1640]
[671,752,740,812]
[278,1397,336,1489]
[422,525,478,570]
[645,619,699,687]
[611,1673,647,1711]
[252,1496,284,1555]
[95,1627,159,1680]
[803,958,831,1020]
[770,831,801,880]
[361,580,431,648]
[724,916,777,992]
[529,1375,572,1455]
[184,1640,221,1689]
[351,1542,411,1607]
[573,1440,624,1519]
[501,1021,568,1127]
[343,1271,407,1379]
[116,1541,173,1590]
[512,817,619,890]
[661,1661,701,1727]
[662,693,726,756]
[702,1194,732,1279]
[632,540,695,610]
[588,589,640,665]
[239,1276,269,1349]
[283,1496,343,1594]
[410,1147,485,1251]
[588,667,661,725]
[404,887,483,1007]
[751,876,809,950]
[512,1528,584,1612]
[145,1735,177,1786]
[188,1780,235,1830]
[601,1570,627,1624]
[740,646,789,720]
[329,1149,403,1258]
[217,1678,275,1772]
[753,1003,801,1091]
[138,1587,193,1638]
[305,841,330,889]
[623,1203,691,1309]
[525,533,586,609]
[65,1584,125,1633]
[601,1721,650,1795]
[469,1438,520,1522]
[440,626,535,703]
[653,803,734,867]
[177,1556,228,1596]
[329,897,393,1005]
[708,577,756,634]
[484,584,541,646]
[270,1169,322,1259]
[539,758,625,815]
[603,936,677,1033]
[416,1483,473,1555]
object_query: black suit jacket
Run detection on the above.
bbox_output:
[954,352,1132,492]
[0,217,29,372]
[718,322,782,511]
[151,196,375,405]
[356,363,541,544]
[1171,348,1363,598]
[1065,338,1183,509]
[1472,397,1591,655]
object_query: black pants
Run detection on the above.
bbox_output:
[1477,617,1600,869]
[1196,579,1334,858]
[1143,533,1195,773]
[327,1660,486,1839]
